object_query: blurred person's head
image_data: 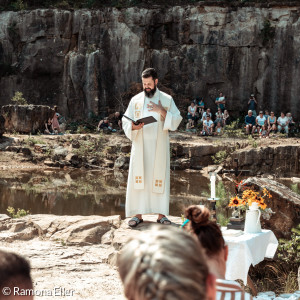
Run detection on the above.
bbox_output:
[0,250,33,299]
[216,122,222,127]
[117,225,216,300]
[115,112,120,117]
[207,108,211,113]
[281,112,285,118]
[265,110,269,115]
[248,110,252,116]
[184,205,228,279]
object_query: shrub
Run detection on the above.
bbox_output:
[7,207,30,218]
[212,150,228,164]
[11,91,28,105]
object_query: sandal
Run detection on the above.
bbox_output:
[128,216,143,228]
[157,216,171,225]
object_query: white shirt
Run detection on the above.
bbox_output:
[256,116,266,126]
[204,120,213,127]
[202,112,212,120]
[278,116,288,126]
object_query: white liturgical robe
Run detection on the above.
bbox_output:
[122,89,182,217]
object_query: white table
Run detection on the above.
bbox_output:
[224,230,278,284]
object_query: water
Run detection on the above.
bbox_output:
[0,169,225,219]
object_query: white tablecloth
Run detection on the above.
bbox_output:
[224,230,278,284]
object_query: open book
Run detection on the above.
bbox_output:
[123,115,157,126]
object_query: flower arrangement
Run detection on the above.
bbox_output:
[228,183,274,220]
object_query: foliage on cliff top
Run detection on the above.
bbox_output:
[11,92,28,105]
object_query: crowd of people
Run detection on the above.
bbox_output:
[186,93,297,137]
[186,94,230,136]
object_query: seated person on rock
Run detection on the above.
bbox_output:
[202,108,212,121]
[264,110,270,121]
[245,110,256,135]
[277,112,289,135]
[51,105,60,134]
[255,111,266,131]
[287,112,295,133]
[214,122,223,136]
[202,115,214,136]
[44,118,53,134]
[259,125,268,138]
[214,108,224,126]
[117,226,216,300]
[183,205,253,300]
[223,109,230,126]
[268,111,277,134]
[97,117,114,132]
[0,250,34,300]
[187,101,197,128]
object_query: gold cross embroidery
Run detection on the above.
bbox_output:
[135,111,141,118]
[155,180,162,187]
[135,103,142,110]
[135,176,142,184]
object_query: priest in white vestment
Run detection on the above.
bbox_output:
[122,68,182,227]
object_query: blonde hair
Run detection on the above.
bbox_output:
[117,225,209,300]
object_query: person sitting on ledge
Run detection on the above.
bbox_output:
[268,111,277,135]
[117,226,216,300]
[97,117,115,132]
[44,118,53,135]
[245,110,256,135]
[255,111,266,131]
[277,112,289,136]
[214,122,223,136]
[202,115,214,136]
[183,205,253,300]
[0,250,34,300]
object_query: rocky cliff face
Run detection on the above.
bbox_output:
[0,6,300,118]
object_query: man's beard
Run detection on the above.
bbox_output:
[144,85,157,98]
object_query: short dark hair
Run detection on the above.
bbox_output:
[0,250,32,289]
[141,68,158,80]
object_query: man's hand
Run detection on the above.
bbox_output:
[132,122,144,130]
[148,100,167,119]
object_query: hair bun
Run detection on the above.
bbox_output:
[185,205,210,227]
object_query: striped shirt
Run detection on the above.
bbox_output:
[216,279,253,300]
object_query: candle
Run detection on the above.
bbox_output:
[210,172,216,199]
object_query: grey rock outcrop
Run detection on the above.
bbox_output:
[1,105,53,133]
[228,145,300,176]
[242,177,300,238]
[1,7,300,118]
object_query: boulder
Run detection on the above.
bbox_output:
[242,177,300,238]
[114,156,129,170]
[0,214,122,245]
[229,145,300,176]
[1,105,53,134]
[53,146,69,160]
